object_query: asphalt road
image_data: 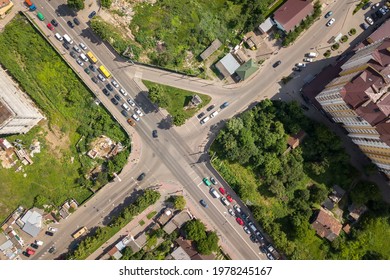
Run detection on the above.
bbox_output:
[25,0,376,260]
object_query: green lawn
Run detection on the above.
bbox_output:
[0,15,128,220]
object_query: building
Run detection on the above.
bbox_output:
[235,59,259,81]
[200,39,222,61]
[0,69,44,135]
[273,0,314,33]
[215,53,241,79]
[314,38,390,178]
[18,208,43,237]
[258,18,275,34]
[366,19,390,44]
[0,0,13,18]
[287,130,306,149]
[311,208,342,241]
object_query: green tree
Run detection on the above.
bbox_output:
[101,0,112,9]
[173,111,186,126]
[33,194,49,208]
[309,184,328,204]
[184,219,206,241]
[197,231,219,255]
[67,0,84,10]
[173,196,186,210]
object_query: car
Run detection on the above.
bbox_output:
[272,60,281,68]
[63,42,70,50]
[26,248,35,255]
[73,18,80,26]
[292,66,302,72]
[250,234,258,243]
[296,63,306,68]
[76,59,84,66]
[226,195,233,202]
[51,19,58,27]
[47,23,54,31]
[97,74,106,82]
[67,20,74,28]
[206,104,215,111]
[127,98,135,107]
[303,58,313,62]
[366,16,374,25]
[383,5,389,12]
[243,226,251,234]
[134,107,143,116]
[132,114,140,121]
[45,231,54,236]
[152,130,158,138]
[210,177,217,185]
[233,204,242,213]
[255,230,264,240]
[106,84,114,91]
[363,2,372,10]
[228,209,235,216]
[114,94,121,101]
[326,18,335,27]
[203,178,211,186]
[324,11,333,18]
[73,45,81,53]
[89,11,97,19]
[89,65,97,72]
[220,102,229,109]
[137,172,146,181]
[361,22,370,30]
[111,98,119,105]
[91,77,98,84]
[119,88,128,96]
[121,110,129,117]
[197,112,205,119]
[84,67,91,74]
[236,217,244,226]
[241,212,249,221]
[48,246,56,254]
[30,243,39,249]
[69,51,77,59]
[371,12,378,21]
[266,252,275,260]
[127,119,136,126]
[371,3,380,9]
[200,199,208,208]
[111,80,119,88]
[218,187,226,195]
[379,7,386,15]
[48,227,58,232]
[102,88,109,96]
[79,43,87,50]
[260,246,267,253]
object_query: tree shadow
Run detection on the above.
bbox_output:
[157,115,173,130]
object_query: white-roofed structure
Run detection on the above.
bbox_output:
[19,208,43,237]
[258,17,275,34]
[215,53,241,79]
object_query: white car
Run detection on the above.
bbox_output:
[228,209,235,216]
[134,107,143,116]
[48,227,58,232]
[296,63,306,68]
[73,45,81,53]
[111,80,119,88]
[365,16,374,25]
[132,114,140,121]
[326,18,335,27]
[127,98,135,107]
[243,226,251,235]
[76,59,84,66]
[303,58,313,62]
[97,74,106,82]
[233,204,242,213]
[79,43,87,50]
[119,88,128,96]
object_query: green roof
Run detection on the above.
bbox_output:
[235,59,259,81]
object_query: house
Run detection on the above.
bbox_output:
[18,208,43,237]
[287,130,306,149]
[175,237,215,260]
[235,59,259,81]
[348,204,368,222]
[273,0,314,33]
[329,185,345,203]
[0,0,13,18]
[343,224,351,234]
[108,247,122,260]
[322,198,335,211]
[156,209,173,226]
[163,211,192,234]
[190,95,202,107]
[215,53,241,79]
[311,208,342,241]
[258,18,275,34]
[200,39,222,61]
[366,19,390,44]
[170,246,191,260]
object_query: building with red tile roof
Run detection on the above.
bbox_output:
[311,208,342,241]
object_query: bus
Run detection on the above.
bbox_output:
[86,51,98,64]
[72,226,88,239]
[98,65,111,78]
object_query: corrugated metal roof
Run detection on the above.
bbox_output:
[219,53,240,75]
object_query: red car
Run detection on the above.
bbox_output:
[47,23,54,31]
[226,195,233,202]
[236,217,244,226]
[218,187,226,195]
[26,248,36,255]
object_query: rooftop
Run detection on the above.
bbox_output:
[235,59,259,81]
[311,208,342,241]
[273,0,314,32]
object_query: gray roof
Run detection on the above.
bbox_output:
[258,17,275,33]
[219,53,241,75]
[0,240,13,251]
[200,39,222,60]
[171,246,191,260]
[20,209,42,237]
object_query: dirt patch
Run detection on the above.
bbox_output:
[41,123,70,157]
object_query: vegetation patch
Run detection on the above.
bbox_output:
[146,211,157,219]
[353,0,370,15]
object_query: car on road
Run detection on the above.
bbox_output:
[203,178,211,186]
[132,114,140,121]
[76,59,84,66]
[200,199,208,208]
[296,63,306,68]
[67,20,74,28]
[361,22,370,30]
[119,88,128,96]
[111,98,119,105]
[121,110,129,117]
[111,80,119,88]
[226,194,233,203]
[127,98,135,107]
[243,226,251,234]
[272,60,281,68]
[266,252,275,260]
[63,42,70,50]
[83,68,91,75]
[73,45,81,53]
[366,16,374,25]
[379,7,387,15]
[210,177,217,185]
[197,112,205,119]
[206,104,215,111]
[324,11,333,18]
[127,119,136,126]
[97,74,106,82]
[241,212,249,221]
[106,84,114,91]
[303,58,313,62]
[218,187,226,195]
[89,65,97,72]
[47,23,54,31]
[91,76,98,84]
[51,19,58,27]
[114,94,121,101]
[301,104,310,111]
[371,3,380,9]
[69,51,77,59]
[134,107,143,116]
[48,227,58,232]
[30,243,39,249]
[79,43,87,50]
[236,217,244,226]
[233,204,241,213]
[48,246,56,254]
[152,130,158,138]
[221,197,230,206]
[102,88,109,96]
[45,231,54,236]
[89,11,97,19]
[220,102,229,109]
[255,230,264,240]
[326,18,335,27]
[137,172,146,181]
[228,209,235,216]
[26,248,35,256]
[73,18,80,26]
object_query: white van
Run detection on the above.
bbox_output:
[200,116,210,124]
[210,188,220,199]
[121,103,130,111]
[63,34,73,44]
[306,52,318,58]
[79,53,88,62]
[55,33,63,41]
[210,111,219,118]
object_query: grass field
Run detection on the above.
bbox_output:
[0,15,128,221]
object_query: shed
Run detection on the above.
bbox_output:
[258,17,275,34]
[200,39,222,61]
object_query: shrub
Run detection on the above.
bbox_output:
[349,28,356,35]
[331,43,339,50]
[324,50,331,57]
[340,35,348,43]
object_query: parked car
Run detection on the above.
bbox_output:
[303,58,313,62]
[76,59,84,66]
[272,60,281,68]
[361,22,370,30]
[220,102,229,109]
[111,80,119,88]
[292,66,302,72]
[206,104,215,111]
[218,187,226,195]
[228,209,235,216]
[73,45,81,53]
[26,248,36,256]
[200,199,208,208]
[91,77,98,84]
[324,11,333,18]
[63,42,70,50]
[132,114,140,121]
[127,98,136,107]
[47,23,54,31]
[121,110,129,117]
[48,246,56,254]
[266,252,275,260]
[69,51,77,59]
[250,234,258,243]
[371,3,380,9]
[73,18,80,26]
[89,65,97,72]
[102,88,109,96]
[89,11,97,19]
[111,98,119,105]
[296,63,306,68]
[79,43,87,50]
[106,84,114,91]
[197,112,205,119]
[67,20,74,28]
[119,88,128,96]
[45,231,54,236]
[152,130,158,138]
[326,18,335,27]
[236,217,244,226]
[51,19,58,27]
[233,204,242,213]
[114,94,121,101]
[210,177,217,185]
[30,243,39,249]
[134,108,143,116]
[127,119,136,126]
[366,16,374,25]
[203,178,211,186]
[226,195,233,202]
[97,74,106,82]
[84,67,90,74]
